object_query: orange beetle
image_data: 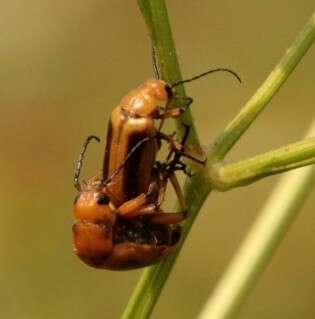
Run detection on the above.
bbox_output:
[73,68,240,270]
[73,80,191,270]
[73,163,185,270]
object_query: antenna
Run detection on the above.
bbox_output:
[171,68,241,88]
[102,136,153,185]
[74,135,100,191]
[151,43,161,80]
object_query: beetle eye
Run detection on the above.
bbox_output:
[97,195,109,205]
[164,84,173,98]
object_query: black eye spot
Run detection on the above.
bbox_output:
[97,195,109,205]
[164,84,173,98]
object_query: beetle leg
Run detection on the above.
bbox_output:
[116,181,159,218]
[169,172,188,211]
[159,96,193,117]
[158,135,206,165]
[159,126,206,165]
[181,151,207,165]
[146,211,187,225]
[101,184,120,208]
[157,131,183,151]
[153,166,167,208]
[172,95,193,110]
[172,161,194,177]
[137,204,159,215]
[157,92,192,132]
[157,108,185,119]
[117,195,152,217]
[169,148,207,165]
[146,172,187,225]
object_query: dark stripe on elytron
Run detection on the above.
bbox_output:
[102,110,127,181]
[103,121,112,180]
[124,132,150,199]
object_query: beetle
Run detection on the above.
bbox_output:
[73,134,189,270]
[72,68,241,270]
[101,66,241,204]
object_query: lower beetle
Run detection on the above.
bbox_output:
[73,135,188,270]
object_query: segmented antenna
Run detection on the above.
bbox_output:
[74,135,100,191]
[151,43,161,80]
[171,68,241,88]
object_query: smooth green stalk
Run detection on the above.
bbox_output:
[122,172,211,319]
[122,4,315,319]
[207,13,315,162]
[138,0,200,146]
[211,137,315,190]
[122,2,210,319]
[198,120,315,319]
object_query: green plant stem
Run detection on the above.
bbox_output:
[207,12,315,163]
[122,172,211,319]
[138,0,201,147]
[211,137,315,190]
[198,120,315,319]
[122,2,210,319]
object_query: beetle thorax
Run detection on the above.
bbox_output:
[120,79,168,117]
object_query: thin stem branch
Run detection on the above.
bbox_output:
[138,0,201,147]
[207,13,315,162]
[198,119,315,319]
[211,137,315,190]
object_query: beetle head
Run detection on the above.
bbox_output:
[73,176,116,268]
[74,190,114,222]
[74,174,115,222]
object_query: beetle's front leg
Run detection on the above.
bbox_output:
[159,95,193,118]
[115,181,159,218]
[158,129,206,165]
[157,107,185,119]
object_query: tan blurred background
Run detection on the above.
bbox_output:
[0,1,314,318]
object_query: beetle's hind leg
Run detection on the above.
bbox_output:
[145,171,188,225]
[146,211,187,225]
[168,172,187,211]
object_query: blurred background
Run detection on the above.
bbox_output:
[1,1,314,318]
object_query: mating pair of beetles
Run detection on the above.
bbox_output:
[72,58,240,270]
